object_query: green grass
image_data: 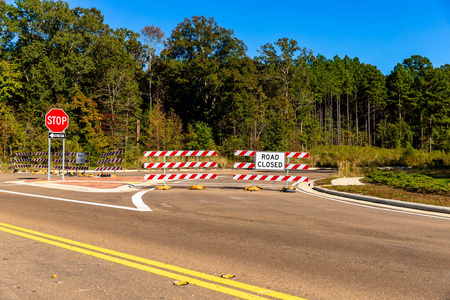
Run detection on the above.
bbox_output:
[364,170,449,196]
[328,183,450,207]
[317,168,450,207]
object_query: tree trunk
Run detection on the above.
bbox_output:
[149,51,153,109]
[398,93,402,141]
[347,93,350,145]
[429,117,432,152]
[337,93,341,146]
[330,91,333,145]
[355,92,359,146]
[367,97,371,146]
[372,106,376,146]
[420,112,424,149]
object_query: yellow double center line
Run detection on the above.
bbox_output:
[0,222,305,300]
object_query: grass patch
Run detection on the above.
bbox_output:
[365,170,449,196]
[314,177,334,186]
[328,183,450,207]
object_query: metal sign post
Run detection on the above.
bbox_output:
[45,108,69,181]
[62,137,65,180]
[48,137,51,181]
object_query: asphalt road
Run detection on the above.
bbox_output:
[1,170,449,299]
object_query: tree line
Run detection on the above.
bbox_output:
[1,0,449,161]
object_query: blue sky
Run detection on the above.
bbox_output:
[5,0,450,74]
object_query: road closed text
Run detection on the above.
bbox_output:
[255,151,285,170]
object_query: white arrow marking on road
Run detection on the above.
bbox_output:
[131,189,153,211]
[0,189,152,212]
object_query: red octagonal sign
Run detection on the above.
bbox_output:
[45,108,69,133]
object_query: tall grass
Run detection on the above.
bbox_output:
[310,145,450,176]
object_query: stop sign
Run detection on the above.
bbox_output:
[45,108,69,133]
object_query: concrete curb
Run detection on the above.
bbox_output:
[313,186,450,215]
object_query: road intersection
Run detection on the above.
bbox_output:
[1,170,449,299]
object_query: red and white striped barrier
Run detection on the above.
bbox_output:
[32,165,48,169]
[233,174,308,182]
[235,150,309,158]
[286,152,310,158]
[234,163,308,170]
[100,150,124,157]
[33,152,48,156]
[52,152,91,156]
[54,152,77,156]
[54,166,90,170]
[233,162,255,169]
[145,150,217,157]
[145,162,217,169]
[32,158,48,162]
[234,150,256,156]
[97,150,123,174]
[14,165,31,168]
[15,152,32,156]
[97,158,124,164]
[233,150,310,189]
[285,164,309,170]
[95,166,123,171]
[54,159,76,163]
[145,174,217,181]
[144,150,218,187]
[14,158,29,162]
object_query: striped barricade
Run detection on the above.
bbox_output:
[145,162,217,169]
[100,150,124,158]
[14,152,32,172]
[51,151,90,174]
[233,174,308,182]
[233,163,309,170]
[15,152,32,157]
[33,152,48,156]
[144,150,218,189]
[31,153,48,171]
[31,155,48,170]
[32,158,48,162]
[145,174,218,181]
[13,164,31,169]
[97,158,124,164]
[14,158,30,162]
[145,150,217,157]
[32,165,48,169]
[54,159,76,163]
[233,150,310,191]
[95,166,123,171]
[54,166,90,170]
[96,151,124,174]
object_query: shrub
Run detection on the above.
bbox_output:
[365,170,449,196]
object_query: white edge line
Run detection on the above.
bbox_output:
[0,189,147,212]
[294,185,450,221]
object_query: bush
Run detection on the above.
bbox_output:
[365,170,449,196]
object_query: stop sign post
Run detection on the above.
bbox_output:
[46,109,69,180]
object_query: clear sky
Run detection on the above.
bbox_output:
[5,0,450,74]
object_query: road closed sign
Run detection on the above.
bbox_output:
[255,151,285,171]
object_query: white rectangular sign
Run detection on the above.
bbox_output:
[76,152,85,164]
[255,151,285,171]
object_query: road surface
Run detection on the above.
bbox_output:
[1,170,449,299]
